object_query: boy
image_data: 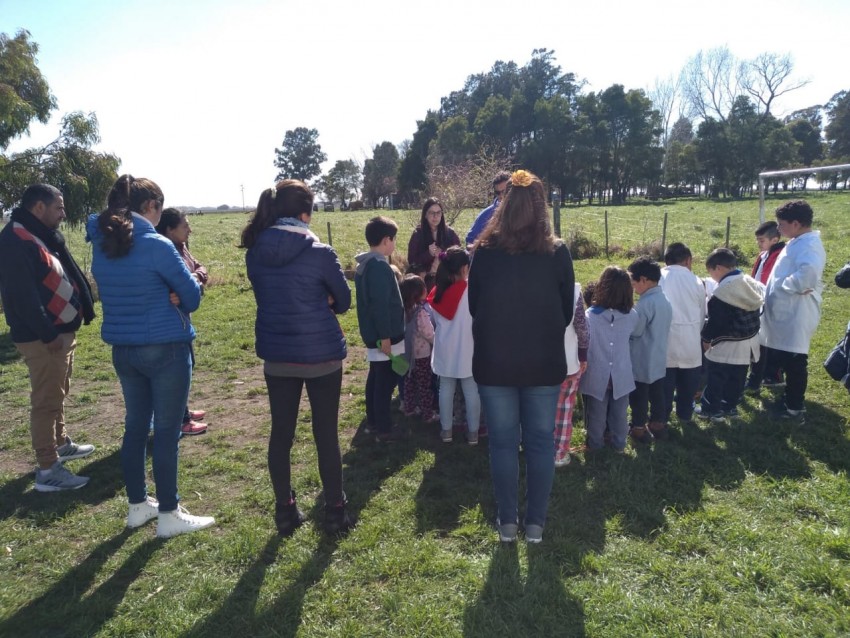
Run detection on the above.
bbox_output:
[697,248,764,422]
[355,216,406,442]
[628,256,673,442]
[659,243,706,423]
[745,221,785,392]
[761,200,826,424]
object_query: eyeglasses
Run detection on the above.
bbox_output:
[426,210,443,217]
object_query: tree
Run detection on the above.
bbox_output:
[273,127,326,181]
[825,90,850,160]
[0,30,56,149]
[398,112,438,201]
[362,142,399,208]
[317,159,361,207]
[0,111,120,224]
[740,52,809,118]
[680,46,739,123]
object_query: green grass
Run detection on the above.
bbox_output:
[2,193,850,636]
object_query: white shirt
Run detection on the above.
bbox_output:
[659,264,707,369]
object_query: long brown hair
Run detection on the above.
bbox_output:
[98,174,163,259]
[240,180,314,249]
[592,266,634,312]
[475,170,557,255]
[415,197,451,248]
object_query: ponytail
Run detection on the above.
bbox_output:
[432,246,469,303]
[99,174,164,259]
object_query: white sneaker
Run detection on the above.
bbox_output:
[555,454,571,468]
[156,505,215,538]
[57,436,95,462]
[127,496,159,528]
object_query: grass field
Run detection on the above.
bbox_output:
[1,192,849,637]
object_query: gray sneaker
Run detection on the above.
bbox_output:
[57,436,95,462]
[35,461,89,492]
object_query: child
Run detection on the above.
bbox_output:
[628,256,673,443]
[659,242,707,423]
[427,246,480,444]
[580,266,638,452]
[745,221,786,392]
[554,282,589,466]
[697,248,764,422]
[354,216,406,443]
[400,274,437,421]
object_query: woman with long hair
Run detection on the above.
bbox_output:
[241,180,355,537]
[87,174,214,538]
[468,169,575,544]
[406,197,460,278]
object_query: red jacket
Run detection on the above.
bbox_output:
[751,242,785,284]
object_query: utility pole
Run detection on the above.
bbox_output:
[241,184,245,213]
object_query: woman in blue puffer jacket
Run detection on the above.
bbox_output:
[87,174,214,539]
[241,179,354,537]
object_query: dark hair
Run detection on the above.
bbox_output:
[21,184,62,211]
[240,180,314,249]
[432,246,470,303]
[664,242,692,265]
[492,172,511,188]
[755,220,780,239]
[364,215,398,247]
[98,174,163,259]
[593,266,634,312]
[775,200,813,227]
[705,247,737,270]
[415,197,451,248]
[400,274,427,316]
[155,207,186,236]
[583,281,597,307]
[628,256,662,283]
[476,170,558,255]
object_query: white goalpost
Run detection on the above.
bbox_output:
[758,163,850,222]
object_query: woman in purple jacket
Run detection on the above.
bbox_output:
[241,180,354,537]
[406,197,460,284]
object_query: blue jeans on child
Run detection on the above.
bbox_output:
[478,384,559,528]
[112,343,192,512]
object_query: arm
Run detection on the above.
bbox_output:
[365,261,394,343]
[780,244,824,294]
[157,241,202,313]
[323,247,352,314]
[0,241,61,344]
[444,227,461,249]
[407,230,432,270]
[182,246,209,286]
[630,300,649,340]
[466,203,494,245]
[573,293,589,365]
[557,245,575,329]
[417,306,435,345]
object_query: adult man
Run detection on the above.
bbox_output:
[761,200,826,424]
[0,184,96,490]
[465,171,510,247]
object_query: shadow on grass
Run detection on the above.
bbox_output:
[463,544,585,636]
[0,529,164,637]
[0,448,124,523]
[0,332,19,365]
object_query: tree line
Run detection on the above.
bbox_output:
[277,48,849,208]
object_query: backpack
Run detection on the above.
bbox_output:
[823,321,850,390]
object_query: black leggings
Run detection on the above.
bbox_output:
[265,368,344,507]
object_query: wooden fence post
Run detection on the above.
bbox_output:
[327,221,333,246]
[661,211,668,258]
[725,217,731,248]
[604,210,609,259]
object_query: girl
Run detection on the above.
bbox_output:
[579,266,638,452]
[428,246,480,444]
[554,282,589,467]
[400,274,437,421]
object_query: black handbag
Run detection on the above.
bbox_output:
[823,322,850,384]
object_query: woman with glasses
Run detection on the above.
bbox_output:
[406,197,460,284]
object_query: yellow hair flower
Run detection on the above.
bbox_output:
[511,170,534,188]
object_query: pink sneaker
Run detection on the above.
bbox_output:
[181,420,208,436]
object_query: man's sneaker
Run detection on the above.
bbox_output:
[525,524,544,544]
[181,420,208,436]
[440,428,453,443]
[156,505,215,538]
[34,461,89,492]
[127,496,159,528]
[57,436,95,462]
[188,409,206,420]
[497,519,518,543]
[466,431,479,446]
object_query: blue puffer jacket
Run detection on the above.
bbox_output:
[246,222,351,363]
[86,213,201,345]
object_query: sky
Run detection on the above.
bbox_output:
[1,0,848,207]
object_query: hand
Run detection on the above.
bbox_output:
[579,361,588,374]
[429,243,439,257]
[45,336,63,352]
[702,340,710,352]
[328,295,335,306]
[170,292,180,305]
[379,338,391,356]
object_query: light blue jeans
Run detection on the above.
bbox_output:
[439,376,480,433]
[478,384,560,528]
[112,343,192,512]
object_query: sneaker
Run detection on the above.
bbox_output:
[497,519,518,543]
[440,428,453,443]
[771,405,806,425]
[276,491,306,537]
[629,426,653,445]
[466,431,479,446]
[34,461,89,492]
[478,425,488,438]
[181,420,208,436]
[127,496,159,528]
[57,436,95,462]
[188,409,206,420]
[554,454,571,468]
[525,524,544,544]
[156,505,215,538]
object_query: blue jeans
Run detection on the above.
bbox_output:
[478,384,560,528]
[112,343,192,512]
